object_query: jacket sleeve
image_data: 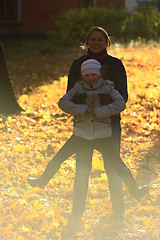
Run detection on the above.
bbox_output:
[115,59,128,103]
[95,83,126,119]
[67,57,86,92]
[58,83,88,116]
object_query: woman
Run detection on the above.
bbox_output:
[67,27,128,221]
[28,27,128,223]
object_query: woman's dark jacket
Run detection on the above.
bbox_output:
[67,50,128,123]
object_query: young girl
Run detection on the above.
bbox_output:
[28,59,148,219]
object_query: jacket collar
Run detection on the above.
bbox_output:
[87,49,108,60]
[81,77,104,90]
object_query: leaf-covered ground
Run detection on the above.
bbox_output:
[0,43,160,239]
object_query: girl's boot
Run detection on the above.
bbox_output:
[27,157,61,188]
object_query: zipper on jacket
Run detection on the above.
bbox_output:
[89,85,94,106]
[90,85,93,91]
[89,85,94,138]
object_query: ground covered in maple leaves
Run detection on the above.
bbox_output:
[0,41,160,239]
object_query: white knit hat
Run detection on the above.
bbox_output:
[81,59,101,77]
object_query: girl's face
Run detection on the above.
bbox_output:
[83,73,100,85]
[87,30,107,53]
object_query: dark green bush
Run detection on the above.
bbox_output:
[50,6,160,44]
[126,6,160,40]
[53,6,128,44]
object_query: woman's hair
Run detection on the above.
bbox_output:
[81,26,111,50]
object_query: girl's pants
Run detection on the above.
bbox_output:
[38,122,137,217]
[72,134,138,217]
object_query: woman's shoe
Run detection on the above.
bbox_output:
[135,185,149,200]
[111,212,124,227]
[27,177,44,188]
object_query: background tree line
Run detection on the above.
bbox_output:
[49,5,160,44]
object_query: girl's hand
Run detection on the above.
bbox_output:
[86,106,95,115]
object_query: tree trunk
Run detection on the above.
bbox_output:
[0,41,23,114]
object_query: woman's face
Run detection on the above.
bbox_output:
[87,30,107,53]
